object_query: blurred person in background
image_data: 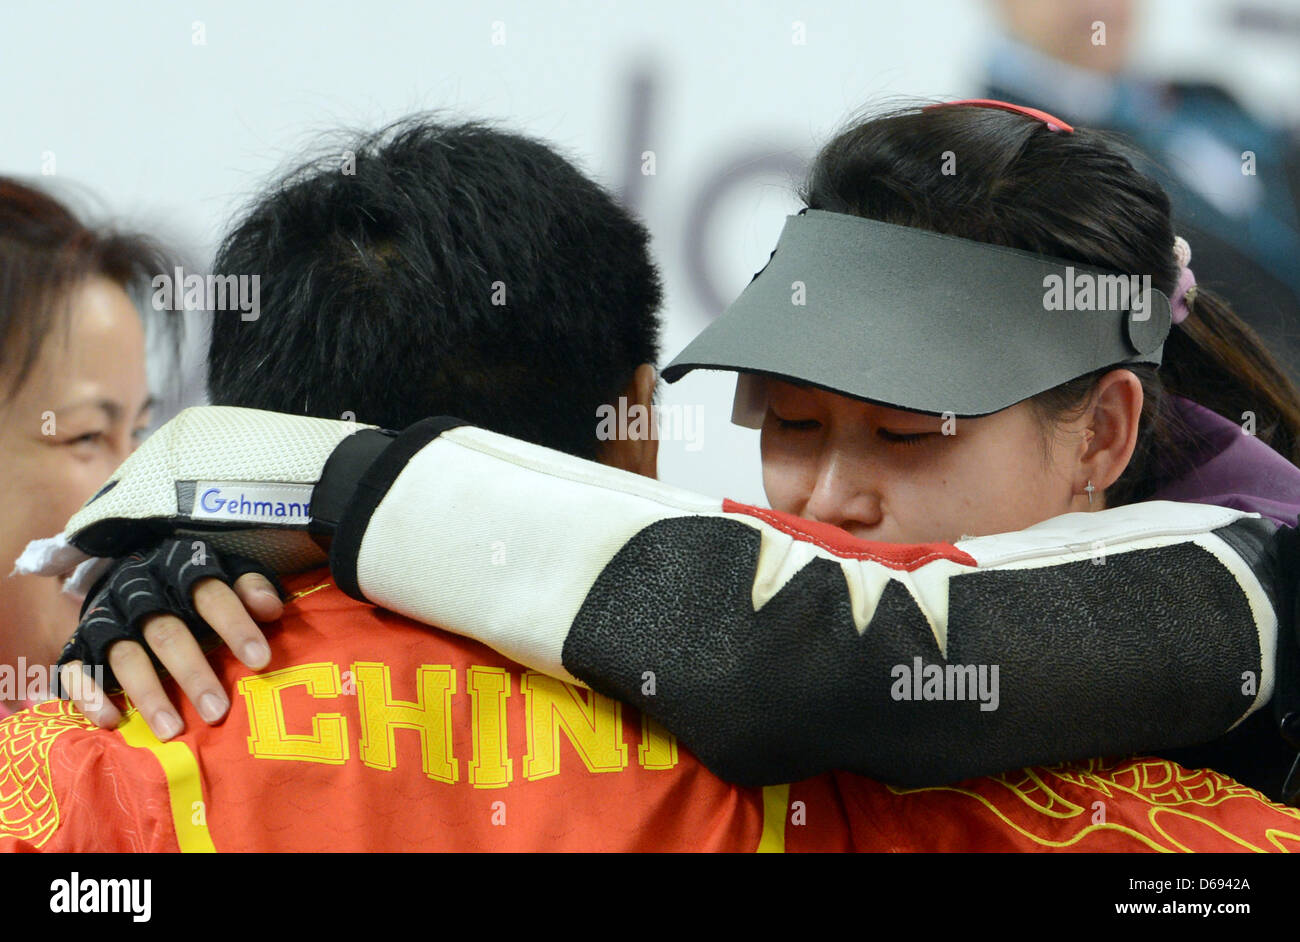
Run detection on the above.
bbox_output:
[0,178,173,713]
[985,0,1300,382]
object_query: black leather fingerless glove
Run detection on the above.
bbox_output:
[57,537,284,695]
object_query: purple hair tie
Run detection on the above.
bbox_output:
[1171,235,1197,325]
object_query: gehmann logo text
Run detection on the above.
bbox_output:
[193,484,312,523]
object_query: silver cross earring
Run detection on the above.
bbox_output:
[1085,479,1095,508]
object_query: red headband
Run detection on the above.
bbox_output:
[923,98,1074,133]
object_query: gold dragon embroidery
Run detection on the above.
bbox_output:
[0,700,97,847]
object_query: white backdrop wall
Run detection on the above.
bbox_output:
[4,0,1298,503]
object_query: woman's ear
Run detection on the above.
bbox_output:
[596,363,659,479]
[1082,368,1144,504]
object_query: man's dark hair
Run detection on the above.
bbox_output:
[207,116,662,458]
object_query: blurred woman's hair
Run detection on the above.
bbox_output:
[802,103,1300,506]
[0,177,176,404]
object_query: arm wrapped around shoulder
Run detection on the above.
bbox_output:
[328,420,1296,787]
[565,509,1289,787]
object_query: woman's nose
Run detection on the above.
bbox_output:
[802,448,882,533]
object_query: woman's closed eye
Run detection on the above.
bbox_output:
[767,404,822,431]
[65,431,107,448]
[775,417,821,431]
[877,429,934,446]
[771,412,936,444]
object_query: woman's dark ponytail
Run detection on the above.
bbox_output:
[802,103,1300,507]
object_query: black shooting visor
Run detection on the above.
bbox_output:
[661,209,1172,427]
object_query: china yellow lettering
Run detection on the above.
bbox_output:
[238,662,348,764]
[638,714,679,770]
[521,671,628,779]
[353,662,457,783]
[468,666,513,788]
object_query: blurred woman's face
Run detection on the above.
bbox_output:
[0,277,151,700]
[760,377,1134,546]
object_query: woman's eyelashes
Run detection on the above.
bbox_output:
[60,424,148,454]
[769,407,938,445]
[65,430,107,448]
[767,405,820,431]
[774,417,821,431]
[877,429,933,446]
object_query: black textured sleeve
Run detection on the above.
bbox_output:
[563,515,1290,789]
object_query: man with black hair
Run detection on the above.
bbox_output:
[0,117,788,851]
[90,118,663,738]
[205,119,661,459]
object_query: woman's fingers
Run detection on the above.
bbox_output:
[107,636,187,740]
[120,575,278,731]
[61,560,280,739]
[192,576,273,669]
[232,572,284,624]
[139,612,230,726]
[56,544,283,738]
[59,660,121,729]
